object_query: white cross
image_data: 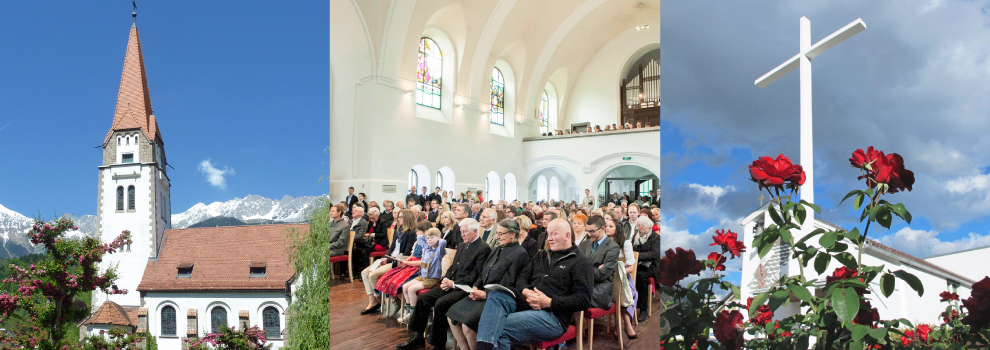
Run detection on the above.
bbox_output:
[755,17,866,205]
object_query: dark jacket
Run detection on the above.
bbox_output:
[388,229,418,268]
[632,232,662,279]
[405,193,423,206]
[327,219,350,256]
[345,194,359,213]
[475,242,530,297]
[350,217,370,248]
[368,219,388,247]
[442,225,463,250]
[521,235,540,259]
[578,236,621,309]
[444,237,492,285]
[379,211,394,231]
[516,245,593,328]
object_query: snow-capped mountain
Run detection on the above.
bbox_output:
[0,194,324,258]
[170,194,327,229]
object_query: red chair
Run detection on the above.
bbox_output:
[370,228,395,259]
[531,311,583,350]
[584,267,626,349]
[328,231,355,283]
[648,277,656,317]
[417,289,429,296]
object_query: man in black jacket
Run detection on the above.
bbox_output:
[406,186,422,207]
[344,187,359,217]
[379,200,395,232]
[474,218,593,350]
[398,218,491,350]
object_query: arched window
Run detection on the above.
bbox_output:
[263,306,281,339]
[409,170,419,192]
[539,91,550,134]
[490,68,505,125]
[416,38,443,109]
[211,306,227,333]
[161,305,176,336]
[116,186,124,211]
[436,171,443,191]
[117,136,121,146]
[127,186,135,210]
[485,178,490,202]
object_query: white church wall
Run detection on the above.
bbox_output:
[145,291,288,350]
[96,161,157,307]
[523,128,660,202]
[925,246,990,283]
[564,30,659,128]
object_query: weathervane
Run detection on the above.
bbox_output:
[132,0,137,24]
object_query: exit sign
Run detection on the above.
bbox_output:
[622,156,632,160]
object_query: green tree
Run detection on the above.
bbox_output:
[282,198,334,349]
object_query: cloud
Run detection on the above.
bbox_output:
[197,159,235,190]
[875,227,990,258]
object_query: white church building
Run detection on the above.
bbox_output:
[739,206,978,325]
[328,0,661,205]
[81,17,298,350]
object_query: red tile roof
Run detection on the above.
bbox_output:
[104,25,161,145]
[137,223,309,292]
[81,301,137,327]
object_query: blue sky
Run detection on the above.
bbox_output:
[0,2,329,218]
[661,0,990,276]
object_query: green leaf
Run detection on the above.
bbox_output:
[829,242,848,252]
[800,199,822,214]
[769,289,790,311]
[795,203,807,225]
[890,203,912,224]
[819,231,838,248]
[845,227,862,245]
[868,327,888,341]
[850,324,869,341]
[814,253,831,275]
[853,193,865,211]
[796,228,827,246]
[834,252,857,269]
[877,206,892,229]
[868,205,880,223]
[729,283,741,302]
[768,205,783,225]
[893,270,925,297]
[880,273,894,298]
[832,287,861,324]
[796,335,809,350]
[839,190,862,206]
[849,339,865,350]
[666,308,683,328]
[788,284,813,303]
[897,318,914,328]
[780,228,793,245]
[748,291,769,319]
[758,237,774,259]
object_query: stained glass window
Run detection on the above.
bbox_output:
[161,305,176,336]
[127,186,135,210]
[263,307,281,339]
[116,186,124,211]
[417,38,442,109]
[490,68,505,125]
[211,307,227,333]
[539,91,549,134]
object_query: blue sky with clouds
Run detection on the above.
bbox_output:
[0,2,329,218]
[661,0,990,286]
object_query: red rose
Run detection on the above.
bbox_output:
[940,291,960,302]
[746,297,754,309]
[850,146,882,169]
[942,309,959,323]
[749,154,806,191]
[900,329,915,347]
[752,304,773,326]
[657,248,704,287]
[853,300,879,326]
[917,324,931,343]
[961,276,990,332]
[710,229,746,258]
[782,330,792,337]
[714,310,743,350]
[825,266,858,285]
[707,252,726,271]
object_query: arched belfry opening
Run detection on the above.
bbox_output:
[620,48,660,127]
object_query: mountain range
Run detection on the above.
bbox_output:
[0,194,326,259]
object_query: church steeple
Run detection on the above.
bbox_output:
[104,22,161,144]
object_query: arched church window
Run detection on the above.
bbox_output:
[409,170,418,192]
[485,178,490,201]
[416,38,442,109]
[117,136,121,146]
[161,305,176,336]
[127,186,135,210]
[263,306,281,339]
[436,171,443,191]
[211,306,227,333]
[116,186,124,211]
[539,91,549,134]
[490,68,505,125]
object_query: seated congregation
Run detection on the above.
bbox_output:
[327,188,663,350]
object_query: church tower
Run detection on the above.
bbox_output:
[94,17,171,308]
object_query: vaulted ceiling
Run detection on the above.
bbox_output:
[332,0,660,120]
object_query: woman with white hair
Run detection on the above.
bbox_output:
[631,215,661,323]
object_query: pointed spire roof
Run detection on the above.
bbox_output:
[104,24,162,144]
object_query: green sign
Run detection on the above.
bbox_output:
[622,156,632,160]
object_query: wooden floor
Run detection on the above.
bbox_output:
[328,278,665,350]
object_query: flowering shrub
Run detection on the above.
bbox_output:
[0,216,135,349]
[888,279,990,349]
[187,325,272,350]
[80,327,155,350]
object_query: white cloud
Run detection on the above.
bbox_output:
[198,159,235,190]
[945,173,990,194]
[875,227,990,258]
